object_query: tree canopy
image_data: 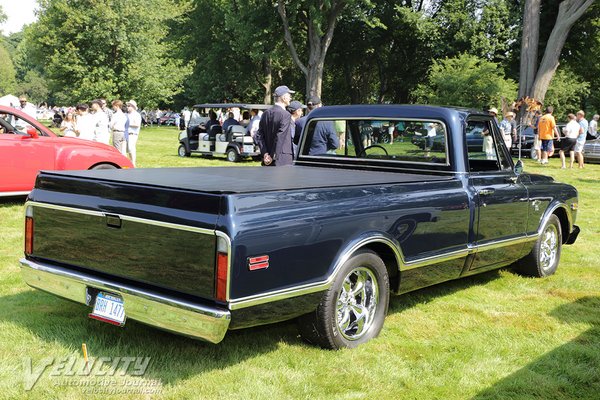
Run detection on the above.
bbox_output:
[0,0,597,114]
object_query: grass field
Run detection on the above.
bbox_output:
[1,126,599,399]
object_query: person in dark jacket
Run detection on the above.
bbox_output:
[255,85,294,166]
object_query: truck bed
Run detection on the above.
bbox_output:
[38,166,450,194]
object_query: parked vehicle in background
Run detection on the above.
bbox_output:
[21,105,579,350]
[177,103,269,162]
[159,111,178,126]
[511,124,565,159]
[582,137,600,163]
[0,105,134,197]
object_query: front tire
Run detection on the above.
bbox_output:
[178,144,190,157]
[516,214,562,277]
[298,250,389,349]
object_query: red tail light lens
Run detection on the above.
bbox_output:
[25,216,34,255]
[215,236,229,302]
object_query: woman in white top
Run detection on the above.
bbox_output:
[560,113,579,168]
[60,112,77,137]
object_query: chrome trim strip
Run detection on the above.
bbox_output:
[26,201,215,235]
[0,191,30,197]
[215,231,232,302]
[20,258,231,343]
[228,232,541,310]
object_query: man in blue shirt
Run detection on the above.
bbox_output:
[296,95,339,156]
[222,112,240,133]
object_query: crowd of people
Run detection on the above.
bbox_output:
[49,98,142,166]
[489,106,598,169]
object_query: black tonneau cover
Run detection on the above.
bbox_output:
[40,166,450,194]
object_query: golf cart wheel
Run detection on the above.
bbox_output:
[226,148,240,162]
[178,144,190,157]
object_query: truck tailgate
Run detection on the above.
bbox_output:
[27,172,224,300]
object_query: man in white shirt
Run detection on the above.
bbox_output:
[14,95,37,131]
[126,100,142,167]
[110,100,127,154]
[182,108,191,129]
[74,103,96,140]
[90,100,110,144]
[560,113,579,169]
[589,114,599,139]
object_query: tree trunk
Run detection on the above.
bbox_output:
[530,0,594,103]
[262,57,272,105]
[519,0,594,104]
[277,1,346,100]
[518,0,540,99]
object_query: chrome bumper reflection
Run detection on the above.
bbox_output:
[20,258,231,344]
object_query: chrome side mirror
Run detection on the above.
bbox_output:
[514,159,524,175]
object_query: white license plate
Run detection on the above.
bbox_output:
[90,292,126,325]
[243,145,254,153]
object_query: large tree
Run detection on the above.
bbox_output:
[519,0,594,104]
[27,0,191,107]
[277,0,349,99]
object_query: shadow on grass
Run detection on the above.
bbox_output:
[473,296,600,400]
[0,287,298,385]
[0,196,27,207]
[389,269,503,314]
[1,268,505,386]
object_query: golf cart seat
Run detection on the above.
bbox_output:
[229,125,246,142]
[217,133,228,142]
[208,125,222,140]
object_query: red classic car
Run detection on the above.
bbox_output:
[0,105,134,197]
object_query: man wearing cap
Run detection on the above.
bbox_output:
[126,100,142,167]
[255,85,294,166]
[296,95,339,156]
[287,100,306,157]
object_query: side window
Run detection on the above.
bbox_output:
[301,118,448,165]
[466,120,512,172]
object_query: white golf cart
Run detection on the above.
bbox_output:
[177,103,269,162]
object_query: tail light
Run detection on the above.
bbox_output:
[25,206,34,255]
[215,236,229,302]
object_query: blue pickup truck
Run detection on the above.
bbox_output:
[20,105,579,349]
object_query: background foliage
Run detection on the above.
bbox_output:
[0,0,598,114]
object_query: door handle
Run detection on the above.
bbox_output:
[478,188,495,196]
[505,176,518,184]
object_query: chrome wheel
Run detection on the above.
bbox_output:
[336,267,379,341]
[540,223,558,272]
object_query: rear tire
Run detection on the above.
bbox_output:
[90,163,117,170]
[298,249,389,349]
[178,144,190,157]
[515,214,562,277]
[226,148,240,162]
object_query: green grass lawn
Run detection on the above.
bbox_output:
[1,126,599,399]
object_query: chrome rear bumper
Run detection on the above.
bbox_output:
[20,258,231,343]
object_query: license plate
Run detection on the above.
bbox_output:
[90,292,126,326]
[243,145,254,153]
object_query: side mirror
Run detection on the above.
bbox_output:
[514,159,524,175]
[26,127,39,138]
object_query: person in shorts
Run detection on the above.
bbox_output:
[560,113,579,168]
[574,110,588,168]
[537,106,560,165]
